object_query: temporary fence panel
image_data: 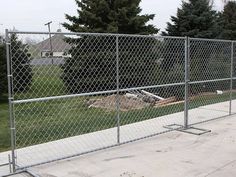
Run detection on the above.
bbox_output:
[188,38,232,125]
[4,30,236,171]
[232,42,236,115]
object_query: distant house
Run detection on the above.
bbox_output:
[35,29,71,58]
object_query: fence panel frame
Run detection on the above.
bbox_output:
[230,41,234,115]
[188,37,233,125]
[116,36,120,144]
[3,30,236,172]
[184,36,190,128]
[5,29,16,173]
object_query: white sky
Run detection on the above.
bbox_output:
[0,0,224,35]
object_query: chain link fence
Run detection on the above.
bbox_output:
[4,30,236,172]
[188,38,233,125]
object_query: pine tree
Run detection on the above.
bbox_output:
[11,34,32,93]
[218,1,236,90]
[163,0,219,38]
[62,0,159,93]
[161,0,226,96]
[63,0,159,34]
[161,0,220,74]
[219,1,236,40]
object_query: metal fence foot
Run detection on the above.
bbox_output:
[164,124,211,135]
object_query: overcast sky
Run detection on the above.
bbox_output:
[0,0,224,35]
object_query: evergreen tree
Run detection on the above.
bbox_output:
[161,0,227,96]
[11,34,32,93]
[219,1,236,40]
[160,0,220,74]
[63,0,159,34]
[219,1,236,89]
[0,44,7,97]
[163,0,219,38]
[62,0,159,93]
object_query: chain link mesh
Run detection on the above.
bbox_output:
[233,42,236,115]
[6,32,236,168]
[189,39,232,124]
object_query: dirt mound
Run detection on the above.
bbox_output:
[88,94,151,111]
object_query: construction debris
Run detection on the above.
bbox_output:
[125,93,139,99]
[88,94,150,111]
[155,97,177,107]
[140,90,165,100]
[216,90,223,95]
[87,90,181,111]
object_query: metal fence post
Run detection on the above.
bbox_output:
[5,29,16,172]
[116,36,120,144]
[184,36,190,129]
[230,41,234,115]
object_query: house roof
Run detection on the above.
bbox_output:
[35,30,71,52]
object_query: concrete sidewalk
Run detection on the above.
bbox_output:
[0,100,235,176]
[31,114,236,177]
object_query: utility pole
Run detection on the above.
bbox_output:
[58,22,62,30]
[44,21,53,64]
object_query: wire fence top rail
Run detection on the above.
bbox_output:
[7,30,186,39]
[189,37,233,43]
[7,30,236,42]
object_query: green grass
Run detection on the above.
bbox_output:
[15,65,65,100]
[0,65,236,151]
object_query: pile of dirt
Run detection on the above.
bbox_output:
[87,94,151,111]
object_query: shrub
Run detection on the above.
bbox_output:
[0,44,7,97]
[10,34,32,93]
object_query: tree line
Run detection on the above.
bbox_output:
[1,0,236,98]
[61,0,236,98]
